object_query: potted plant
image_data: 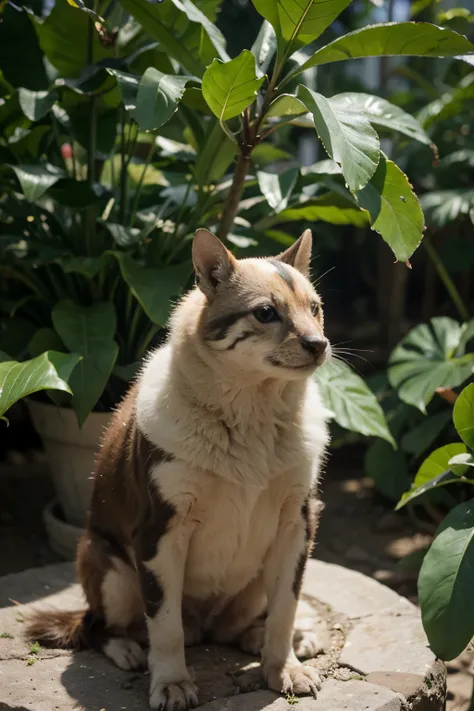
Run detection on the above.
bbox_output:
[1,0,472,555]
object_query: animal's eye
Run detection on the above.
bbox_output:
[253,305,280,324]
[311,301,320,317]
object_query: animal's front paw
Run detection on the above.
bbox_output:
[264,660,322,698]
[293,629,326,659]
[149,680,198,711]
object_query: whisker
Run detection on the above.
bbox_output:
[331,349,372,365]
[313,266,335,286]
[331,354,364,377]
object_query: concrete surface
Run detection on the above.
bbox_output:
[0,559,446,711]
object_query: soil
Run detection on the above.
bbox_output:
[0,439,472,710]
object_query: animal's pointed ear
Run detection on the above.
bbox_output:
[192,229,236,298]
[275,229,312,277]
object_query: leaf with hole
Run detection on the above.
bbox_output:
[315,358,394,445]
[453,383,474,449]
[418,499,474,660]
[355,154,424,262]
[0,352,81,420]
[52,301,118,426]
[202,50,264,121]
[298,86,380,192]
[389,317,474,412]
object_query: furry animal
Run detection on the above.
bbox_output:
[27,228,331,711]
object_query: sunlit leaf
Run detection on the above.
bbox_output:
[202,50,264,121]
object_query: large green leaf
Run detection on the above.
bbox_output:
[454,383,474,449]
[298,86,380,192]
[418,499,474,660]
[0,352,81,420]
[291,22,474,76]
[397,443,469,509]
[251,0,353,57]
[202,50,264,121]
[265,93,307,119]
[401,410,452,458]
[355,155,424,262]
[115,255,192,327]
[134,68,191,131]
[273,192,369,227]
[18,88,59,122]
[315,358,395,446]
[257,167,298,211]
[34,0,114,77]
[389,317,474,413]
[52,301,118,426]
[107,69,140,112]
[119,0,226,76]
[9,163,66,202]
[332,92,431,146]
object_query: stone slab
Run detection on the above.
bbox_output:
[0,560,445,711]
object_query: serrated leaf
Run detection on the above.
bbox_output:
[202,50,264,121]
[257,167,298,211]
[18,89,59,122]
[315,358,395,445]
[9,163,66,201]
[52,301,118,426]
[292,22,474,75]
[331,92,431,145]
[0,352,81,419]
[251,0,353,57]
[298,86,380,192]
[397,443,468,509]
[453,383,474,449]
[389,317,474,412]
[418,499,474,660]
[355,155,424,262]
[134,68,191,131]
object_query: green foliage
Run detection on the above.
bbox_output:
[202,50,265,120]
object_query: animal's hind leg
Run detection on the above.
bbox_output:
[78,530,146,670]
[211,574,267,648]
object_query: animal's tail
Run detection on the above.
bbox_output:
[26,609,105,651]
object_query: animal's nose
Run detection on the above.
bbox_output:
[300,335,328,357]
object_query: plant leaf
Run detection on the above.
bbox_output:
[202,50,265,121]
[18,88,59,122]
[115,254,191,326]
[397,443,469,509]
[52,301,118,426]
[293,22,474,75]
[0,352,81,419]
[315,358,395,445]
[401,410,452,458]
[355,154,424,262]
[389,317,474,412]
[250,19,277,75]
[420,189,474,229]
[418,499,474,660]
[107,69,140,112]
[298,86,380,192]
[9,163,66,201]
[257,167,298,211]
[449,452,474,471]
[331,92,431,145]
[251,0,353,57]
[274,192,369,227]
[453,383,474,449]
[365,440,410,502]
[133,68,191,131]
[265,93,307,118]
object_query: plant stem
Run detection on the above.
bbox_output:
[119,110,128,224]
[423,235,470,322]
[129,138,154,227]
[217,152,251,240]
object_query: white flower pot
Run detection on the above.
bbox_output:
[27,401,111,528]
